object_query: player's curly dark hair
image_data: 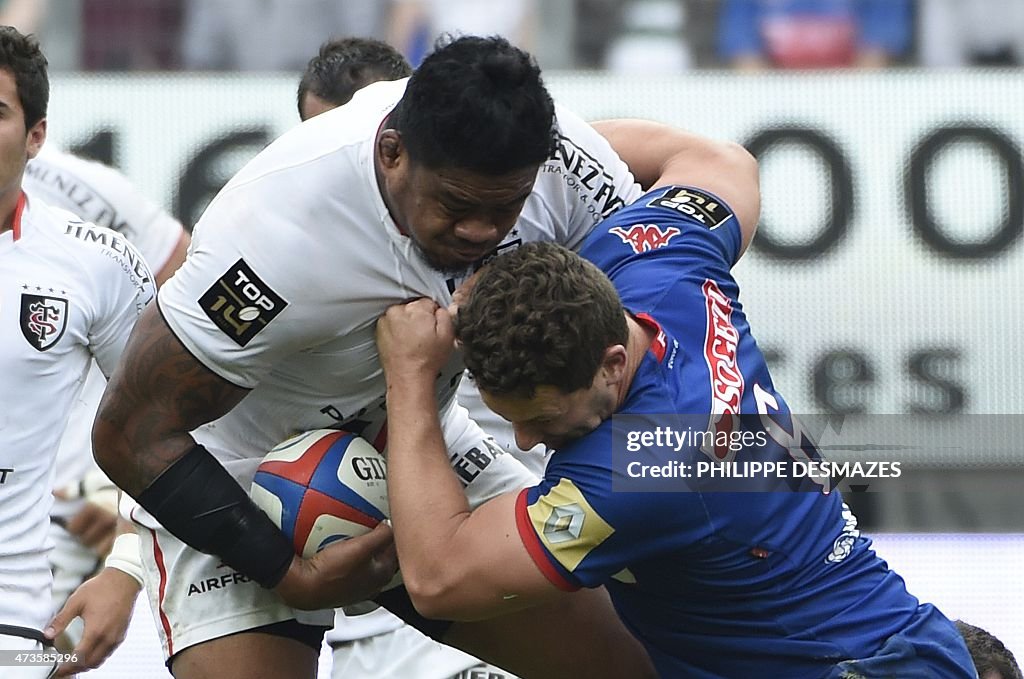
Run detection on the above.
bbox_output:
[0,26,47,129]
[956,620,1022,679]
[296,37,411,120]
[390,35,556,174]
[456,242,628,397]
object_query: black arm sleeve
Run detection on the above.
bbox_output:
[137,444,294,588]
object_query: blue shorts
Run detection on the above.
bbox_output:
[828,604,977,678]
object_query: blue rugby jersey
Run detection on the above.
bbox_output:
[514,186,974,678]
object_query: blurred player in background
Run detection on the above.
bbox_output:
[21,141,189,659]
[957,620,1022,679]
[95,34,687,679]
[375,151,976,675]
[296,36,412,121]
[296,36,515,679]
[0,25,156,678]
[25,147,190,288]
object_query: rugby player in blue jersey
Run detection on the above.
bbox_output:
[376,136,977,677]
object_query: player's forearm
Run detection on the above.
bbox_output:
[92,415,195,498]
[89,307,295,587]
[384,378,476,607]
[593,119,753,191]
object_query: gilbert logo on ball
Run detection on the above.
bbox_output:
[251,429,389,558]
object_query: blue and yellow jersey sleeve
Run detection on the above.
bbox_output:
[513,408,703,591]
[515,477,610,591]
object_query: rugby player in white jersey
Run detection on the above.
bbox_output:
[93,35,734,679]
[297,36,517,679]
[0,26,156,678]
[21,139,190,657]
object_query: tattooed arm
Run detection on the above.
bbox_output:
[92,303,396,606]
[92,302,247,496]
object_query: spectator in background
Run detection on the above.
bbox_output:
[918,0,1024,67]
[956,620,1022,679]
[573,0,623,69]
[387,0,536,66]
[717,0,911,70]
[604,0,692,73]
[81,0,182,70]
[181,0,389,71]
[0,0,49,34]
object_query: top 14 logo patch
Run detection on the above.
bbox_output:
[199,258,288,347]
[647,186,733,230]
[21,293,69,351]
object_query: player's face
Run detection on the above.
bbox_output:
[482,383,615,452]
[378,137,539,273]
[0,68,44,199]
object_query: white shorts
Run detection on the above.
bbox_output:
[330,622,515,679]
[130,405,540,662]
[0,635,58,679]
[134,521,334,662]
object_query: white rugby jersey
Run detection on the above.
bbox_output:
[0,194,155,631]
[23,147,183,509]
[154,77,641,494]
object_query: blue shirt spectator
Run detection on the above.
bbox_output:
[717,0,911,70]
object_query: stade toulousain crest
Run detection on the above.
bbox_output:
[20,293,68,351]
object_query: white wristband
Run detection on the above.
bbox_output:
[104,532,145,587]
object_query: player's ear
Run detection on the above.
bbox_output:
[377,129,404,170]
[25,117,45,160]
[600,344,628,385]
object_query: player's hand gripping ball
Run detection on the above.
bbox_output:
[251,429,390,558]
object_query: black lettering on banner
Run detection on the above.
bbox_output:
[760,347,786,370]
[0,468,12,484]
[906,348,966,414]
[198,258,287,346]
[813,349,874,414]
[745,127,854,260]
[177,128,271,230]
[70,128,118,167]
[908,124,1023,259]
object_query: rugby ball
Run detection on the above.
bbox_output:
[251,429,389,559]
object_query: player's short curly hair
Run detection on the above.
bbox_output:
[955,620,1022,679]
[456,242,628,397]
[0,26,47,129]
[296,37,411,120]
[390,35,556,175]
